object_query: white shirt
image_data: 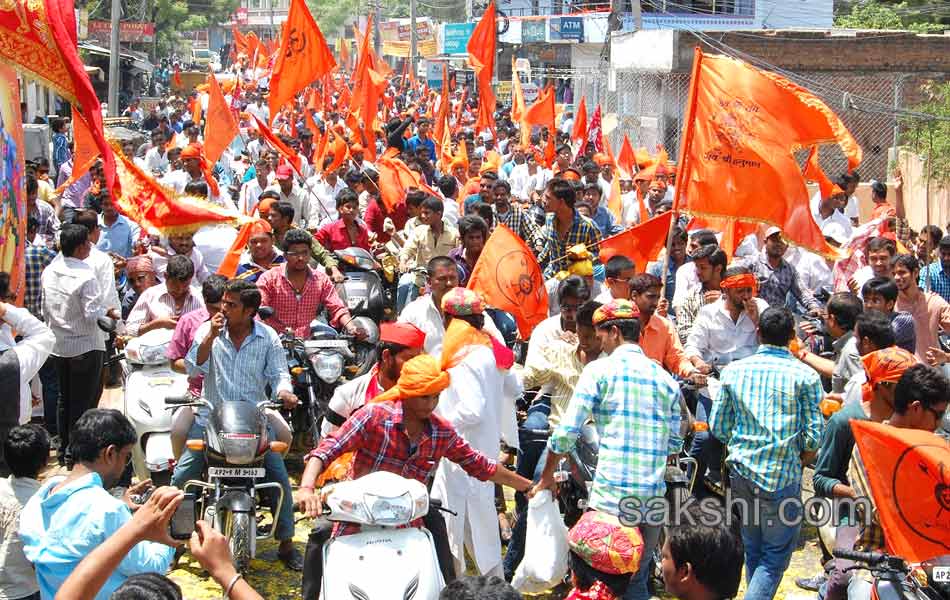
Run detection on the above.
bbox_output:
[509,165,551,201]
[238,178,269,215]
[41,255,107,357]
[320,370,376,437]
[246,139,264,162]
[304,177,346,227]
[683,297,769,364]
[810,193,854,239]
[843,195,860,220]
[851,265,876,299]
[0,307,54,423]
[620,191,641,227]
[397,294,503,358]
[143,147,170,175]
[85,247,121,345]
[148,246,210,284]
[672,261,700,308]
[0,475,43,596]
[160,169,190,194]
[266,183,311,228]
[193,225,238,274]
[797,250,834,293]
[593,288,616,304]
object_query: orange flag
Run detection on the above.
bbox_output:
[268,0,336,120]
[571,96,588,144]
[376,152,441,211]
[598,211,674,270]
[433,63,451,151]
[468,224,548,338]
[218,219,270,278]
[466,1,497,136]
[232,25,248,55]
[617,134,637,180]
[339,38,350,70]
[190,95,202,126]
[203,74,240,166]
[173,67,183,88]
[55,108,99,194]
[246,31,261,60]
[523,85,555,131]
[453,89,467,134]
[251,115,301,172]
[804,145,844,200]
[676,48,861,258]
[510,55,526,124]
[850,420,950,562]
[543,134,556,169]
[323,129,349,175]
[687,215,757,259]
[112,143,240,236]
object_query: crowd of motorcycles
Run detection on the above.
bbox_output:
[96,246,950,600]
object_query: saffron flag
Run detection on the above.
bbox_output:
[203,74,240,166]
[468,224,548,337]
[467,1,497,136]
[523,85,555,131]
[598,211,674,270]
[579,104,603,157]
[850,420,950,562]
[616,134,636,180]
[113,144,239,236]
[376,153,440,211]
[510,56,526,124]
[322,129,349,175]
[571,96,588,144]
[55,108,99,194]
[232,25,249,55]
[687,215,757,259]
[268,0,336,120]
[251,115,301,172]
[173,67,183,88]
[676,48,861,257]
[804,145,844,200]
[0,0,118,196]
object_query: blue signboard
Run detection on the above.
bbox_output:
[443,22,475,54]
[550,16,584,42]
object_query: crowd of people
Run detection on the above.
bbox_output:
[0,42,948,600]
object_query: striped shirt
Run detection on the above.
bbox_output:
[41,255,106,357]
[548,343,683,514]
[710,344,824,492]
[919,262,950,303]
[125,283,205,337]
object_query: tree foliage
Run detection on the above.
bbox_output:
[834,1,947,33]
[902,81,950,183]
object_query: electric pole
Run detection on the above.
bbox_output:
[108,0,121,116]
[409,0,417,81]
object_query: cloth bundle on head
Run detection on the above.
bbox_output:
[592,299,640,325]
[373,353,451,404]
[180,143,221,198]
[379,322,426,350]
[556,244,594,280]
[861,347,917,404]
[568,511,644,576]
[440,287,515,370]
[126,255,155,276]
[720,272,758,296]
[255,196,277,217]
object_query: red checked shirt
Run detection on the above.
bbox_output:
[256,264,351,338]
[307,401,498,536]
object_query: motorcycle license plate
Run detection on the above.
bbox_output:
[208,467,265,478]
[305,339,350,349]
[934,567,950,583]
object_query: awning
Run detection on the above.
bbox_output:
[84,65,104,81]
[79,42,153,73]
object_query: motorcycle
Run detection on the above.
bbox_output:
[833,548,949,600]
[167,396,288,573]
[334,247,386,378]
[320,471,445,600]
[119,326,190,486]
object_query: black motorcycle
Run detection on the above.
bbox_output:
[166,396,287,573]
[333,247,387,377]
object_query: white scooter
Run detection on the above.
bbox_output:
[321,471,445,600]
[123,328,190,486]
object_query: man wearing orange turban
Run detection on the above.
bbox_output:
[297,352,532,596]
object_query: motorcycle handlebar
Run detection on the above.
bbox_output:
[833,549,887,565]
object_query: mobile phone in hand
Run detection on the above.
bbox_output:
[169,493,197,540]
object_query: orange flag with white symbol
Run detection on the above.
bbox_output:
[850,421,950,563]
[675,48,861,257]
[268,0,336,119]
[468,224,548,338]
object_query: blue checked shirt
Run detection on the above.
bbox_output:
[539,210,602,278]
[710,344,824,492]
[548,343,683,515]
[918,262,950,303]
[25,242,56,318]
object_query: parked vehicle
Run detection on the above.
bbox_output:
[833,548,949,600]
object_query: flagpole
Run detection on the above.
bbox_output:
[657,46,703,296]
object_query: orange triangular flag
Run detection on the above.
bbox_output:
[468,224,548,337]
[571,96,588,144]
[218,219,271,277]
[523,85,555,130]
[55,109,99,194]
[251,115,301,173]
[851,421,950,562]
[232,25,249,55]
[510,55,526,124]
[190,95,202,126]
[543,134,556,169]
[203,74,240,166]
[467,2,497,136]
[677,48,861,258]
[323,129,349,175]
[598,211,674,270]
[268,0,336,119]
[607,172,623,223]
[617,134,636,180]
[804,145,844,200]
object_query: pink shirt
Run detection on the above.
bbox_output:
[125,283,204,336]
[167,307,210,396]
[895,290,950,362]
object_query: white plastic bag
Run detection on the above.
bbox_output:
[511,490,569,593]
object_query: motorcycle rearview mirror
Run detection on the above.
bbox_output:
[97,315,118,333]
[258,306,275,320]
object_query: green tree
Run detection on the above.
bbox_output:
[902,80,950,183]
[834,1,947,33]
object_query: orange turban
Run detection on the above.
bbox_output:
[256,196,277,216]
[593,152,612,166]
[634,164,657,183]
[861,347,917,404]
[720,272,758,296]
[373,354,450,404]
[180,144,203,160]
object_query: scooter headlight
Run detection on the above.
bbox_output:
[363,491,419,525]
[311,351,343,383]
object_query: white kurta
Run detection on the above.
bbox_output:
[430,344,521,575]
